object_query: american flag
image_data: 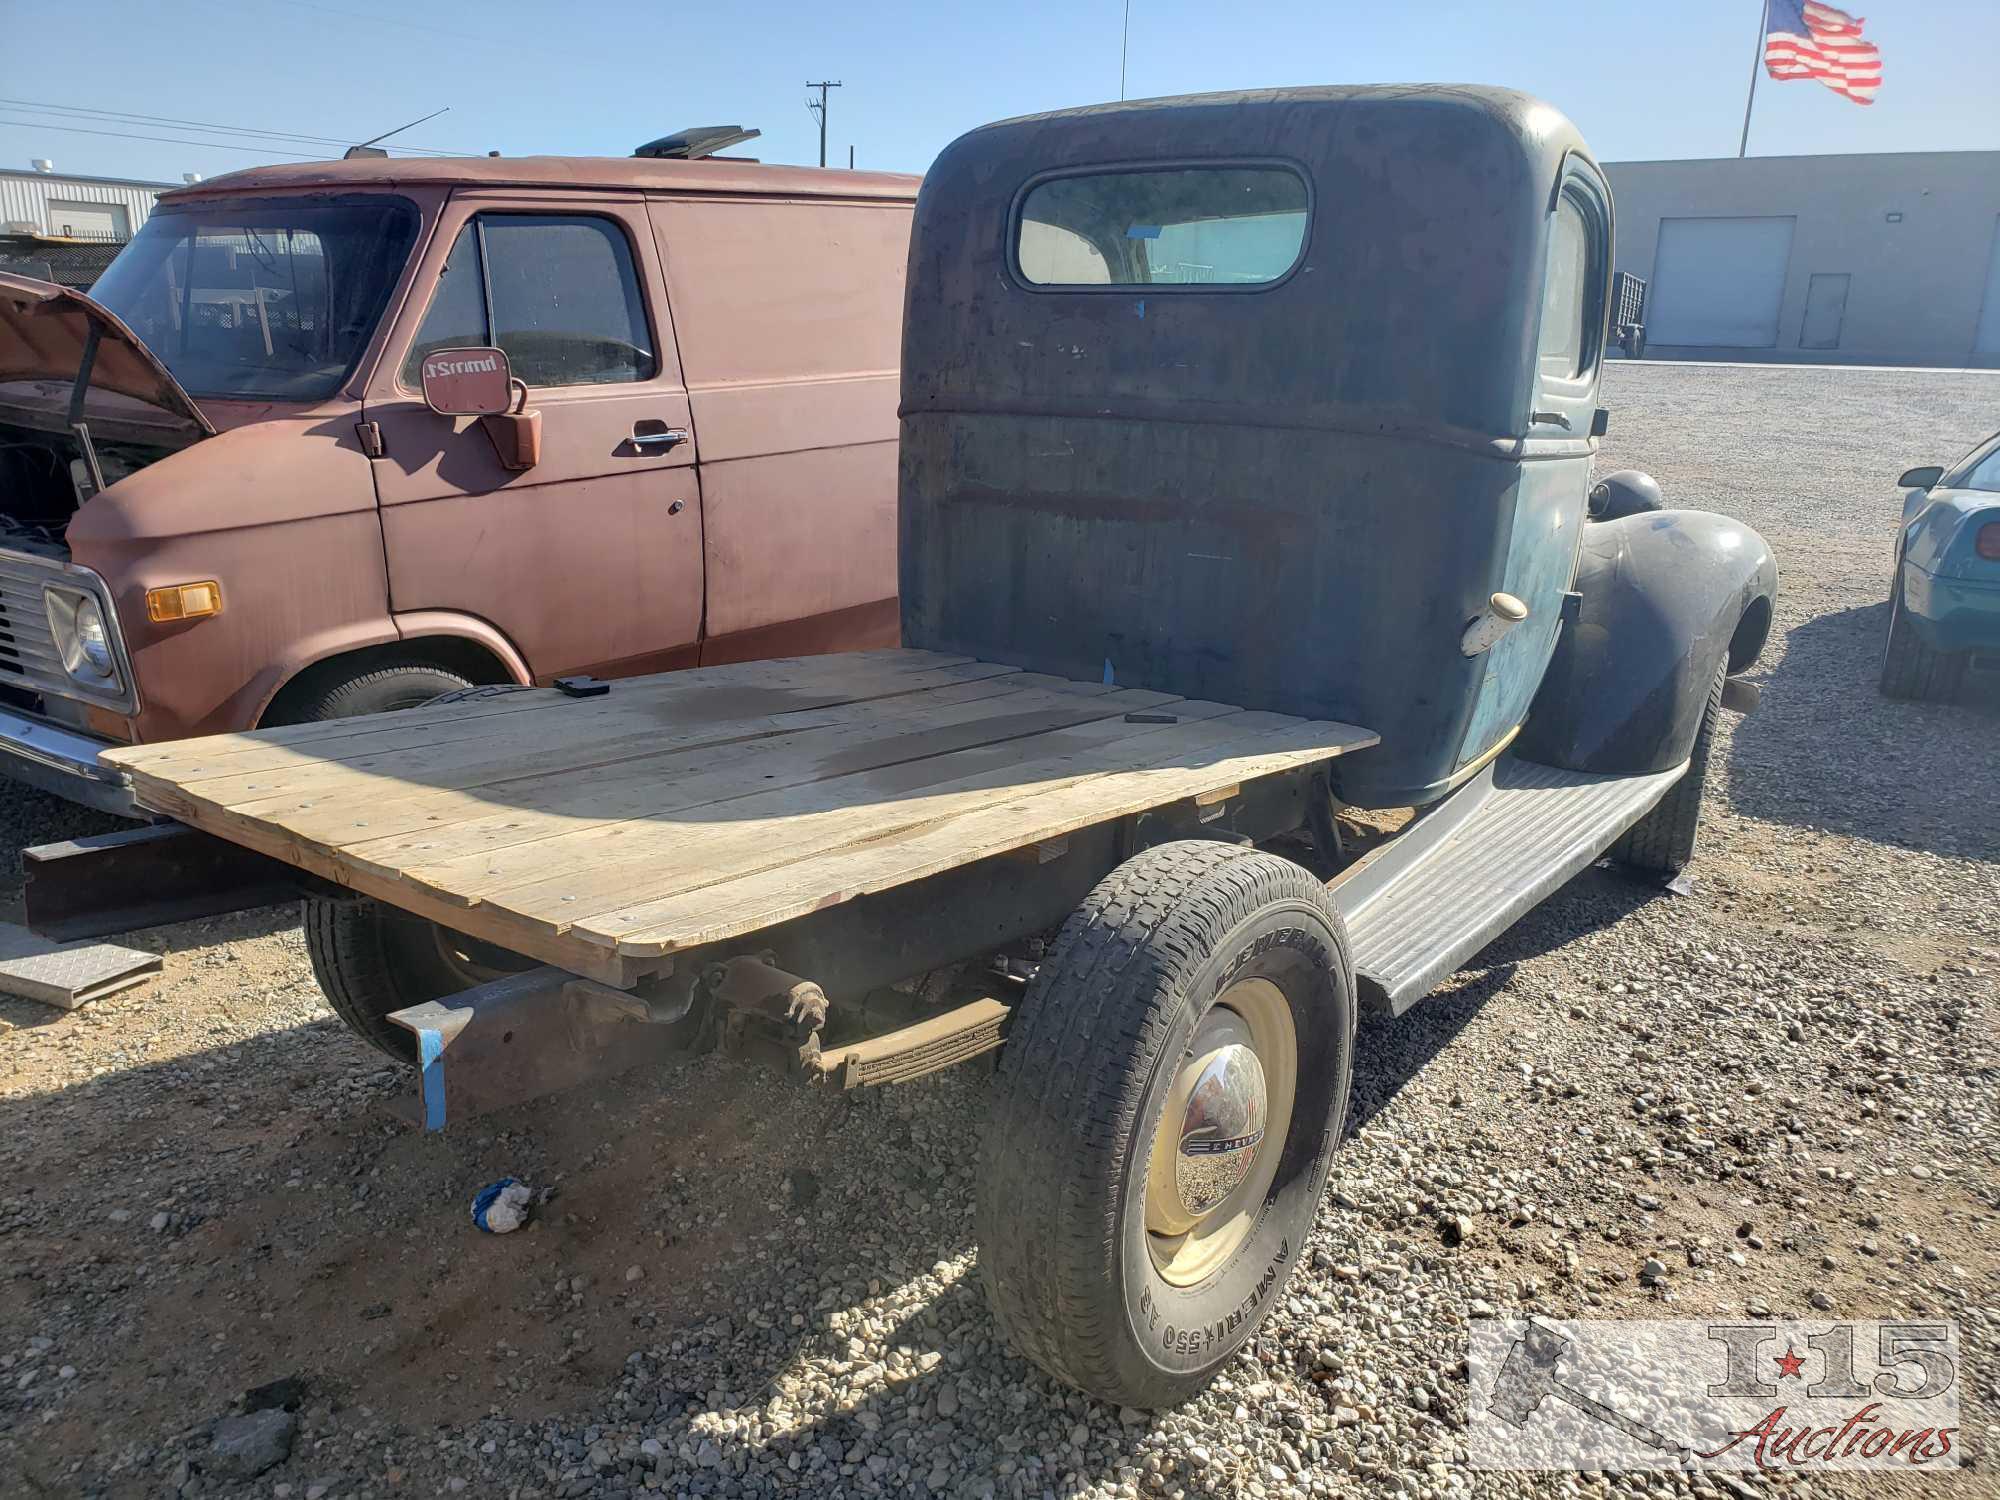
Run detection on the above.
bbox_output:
[1764,1,1883,105]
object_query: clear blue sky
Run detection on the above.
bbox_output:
[2,0,1994,184]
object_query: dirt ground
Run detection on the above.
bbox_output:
[0,360,1995,1500]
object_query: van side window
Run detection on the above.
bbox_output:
[403,215,656,387]
[1538,194,1594,379]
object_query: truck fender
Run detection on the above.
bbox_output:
[1516,509,1778,777]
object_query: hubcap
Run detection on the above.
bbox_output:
[1172,1024,1268,1219]
[1145,978,1298,1287]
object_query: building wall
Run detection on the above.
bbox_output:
[1604,152,2000,368]
[0,170,171,242]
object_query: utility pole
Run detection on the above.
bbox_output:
[805,80,842,168]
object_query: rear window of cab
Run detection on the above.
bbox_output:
[1014,164,1310,289]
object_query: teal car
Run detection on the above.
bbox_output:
[1883,431,2000,701]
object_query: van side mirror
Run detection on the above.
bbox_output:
[419,345,541,472]
[419,346,516,416]
[1897,465,1943,491]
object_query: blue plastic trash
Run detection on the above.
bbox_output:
[471,1177,535,1234]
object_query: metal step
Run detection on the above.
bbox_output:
[1335,756,1688,1015]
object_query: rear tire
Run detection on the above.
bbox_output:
[976,840,1355,1409]
[305,898,534,1065]
[1879,572,1965,703]
[1611,659,1726,876]
[277,662,522,1062]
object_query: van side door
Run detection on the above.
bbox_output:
[1456,161,1611,770]
[645,193,910,662]
[363,194,703,680]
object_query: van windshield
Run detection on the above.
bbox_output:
[90,196,418,401]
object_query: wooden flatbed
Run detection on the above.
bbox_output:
[104,650,1377,983]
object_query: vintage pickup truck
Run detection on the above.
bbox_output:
[27,86,1777,1409]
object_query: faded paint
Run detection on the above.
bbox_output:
[900,85,1607,809]
[0,155,916,797]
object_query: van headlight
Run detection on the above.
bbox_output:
[44,588,121,687]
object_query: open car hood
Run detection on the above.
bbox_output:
[0,271,214,444]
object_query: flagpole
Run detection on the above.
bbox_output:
[1737,0,1769,157]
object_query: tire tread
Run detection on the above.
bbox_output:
[976,840,1353,1405]
[1879,577,1966,702]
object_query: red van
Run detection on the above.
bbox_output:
[0,138,917,814]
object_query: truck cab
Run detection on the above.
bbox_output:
[0,141,916,813]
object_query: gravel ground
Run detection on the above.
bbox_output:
[1,361,1996,1500]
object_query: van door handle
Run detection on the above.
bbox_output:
[630,422,690,451]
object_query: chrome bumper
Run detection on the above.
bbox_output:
[0,707,143,818]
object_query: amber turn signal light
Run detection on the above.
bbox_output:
[145,580,222,623]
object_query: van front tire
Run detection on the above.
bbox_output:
[264,660,475,727]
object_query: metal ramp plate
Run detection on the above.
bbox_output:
[0,921,161,1010]
[1336,757,1687,1015]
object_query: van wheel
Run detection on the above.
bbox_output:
[304,897,535,1065]
[976,840,1355,1409]
[264,660,475,726]
[1879,573,1965,703]
[1611,659,1726,876]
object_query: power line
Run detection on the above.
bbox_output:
[0,116,330,160]
[0,98,469,157]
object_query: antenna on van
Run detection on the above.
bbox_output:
[345,106,450,159]
[633,126,762,160]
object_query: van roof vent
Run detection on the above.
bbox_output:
[633,126,760,161]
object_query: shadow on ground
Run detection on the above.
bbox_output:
[0,829,1670,1495]
[1726,602,2000,862]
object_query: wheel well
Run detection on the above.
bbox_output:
[260,638,515,727]
[1727,596,1773,674]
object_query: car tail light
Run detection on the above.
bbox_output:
[1978,522,2000,561]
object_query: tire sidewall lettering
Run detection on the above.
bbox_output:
[1119,893,1353,1382]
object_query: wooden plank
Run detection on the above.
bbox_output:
[108,652,1005,785]
[453,708,1314,948]
[116,659,1028,819]
[251,707,1263,974]
[327,681,1175,886]
[117,673,1107,859]
[377,687,1200,912]
[105,652,972,768]
[210,672,1107,853]
[583,713,1376,956]
[115,649,1377,979]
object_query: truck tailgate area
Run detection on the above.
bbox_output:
[101,650,1376,983]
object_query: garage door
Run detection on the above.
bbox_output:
[1647,216,1795,347]
[44,200,128,241]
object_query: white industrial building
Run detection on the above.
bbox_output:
[0,161,184,243]
[1605,150,2000,368]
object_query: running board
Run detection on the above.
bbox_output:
[1334,756,1688,1016]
